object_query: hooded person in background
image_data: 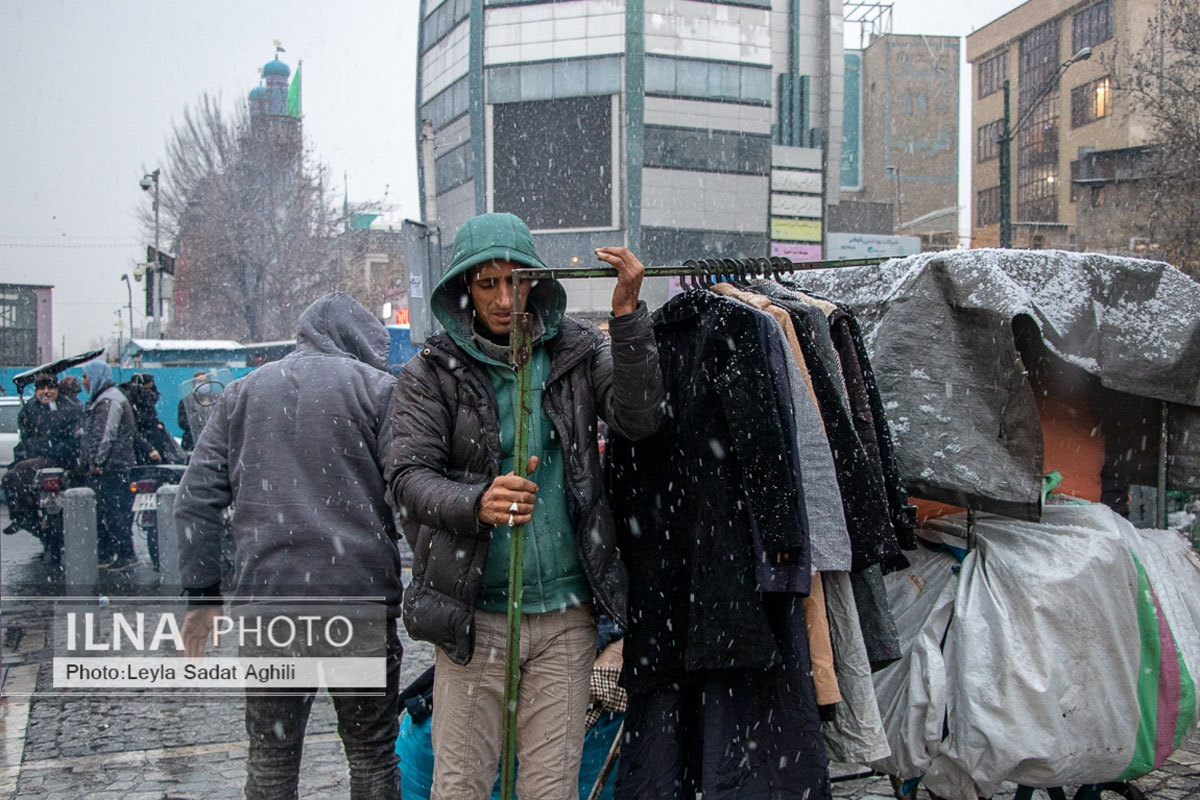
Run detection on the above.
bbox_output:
[388,212,663,800]
[80,360,138,571]
[120,373,185,465]
[175,292,404,800]
[178,370,214,452]
[56,375,83,408]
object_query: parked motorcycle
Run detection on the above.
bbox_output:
[32,466,67,567]
[129,463,187,571]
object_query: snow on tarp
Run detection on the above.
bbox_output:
[873,506,1200,800]
[794,249,1200,519]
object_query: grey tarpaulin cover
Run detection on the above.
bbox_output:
[795,249,1200,520]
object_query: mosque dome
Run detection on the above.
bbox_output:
[262,59,291,79]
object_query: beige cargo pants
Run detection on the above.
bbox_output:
[431,604,596,800]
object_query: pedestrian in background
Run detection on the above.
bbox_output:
[388,212,663,800]
[176,292,404,800]
[177,370,212,452]
[121,373,185,465]
[56,375,83,408]
[80,361,138,571]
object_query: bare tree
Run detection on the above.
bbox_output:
[1110,0,1200,278]
[145,95,348,341]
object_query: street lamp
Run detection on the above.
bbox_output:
[120,274,134,339]
[998,47,1092,248]
[140,168,161,336]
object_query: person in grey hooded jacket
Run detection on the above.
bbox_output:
[81,360,138,570]
[175,292,403,800]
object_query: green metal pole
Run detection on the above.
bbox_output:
[1158,401,1169,529]
[999,79,1013,248]
[500,305,535,800]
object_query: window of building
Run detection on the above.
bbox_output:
[1019,19,1061,111]
[1017,21,1061,222]
[645,56,772,105]
[977,119,1005,162]
[977,51,1008,99]
[1018,161,1059,223]
[0,286,39,366]
[420,75,469,130]
[977,186,1001,226]
[1073,0,1113,53]
[491,95,617,231]
[1071,76,1112,127]
[1017,95,1058,171]
[421,0,469,53]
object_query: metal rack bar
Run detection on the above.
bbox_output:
[510,254,896,283]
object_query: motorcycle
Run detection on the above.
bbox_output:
[32,465,67,567]
[129,463,187,571]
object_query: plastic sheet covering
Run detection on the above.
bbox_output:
[871,505,1200,800]
[795,250,1200,518]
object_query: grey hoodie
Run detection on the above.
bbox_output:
[176,292,402,609]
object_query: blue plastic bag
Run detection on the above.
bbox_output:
[396,710,622,800]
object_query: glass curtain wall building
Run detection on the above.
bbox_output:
[416,0,846,312]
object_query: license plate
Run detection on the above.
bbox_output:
[132,494,158,513]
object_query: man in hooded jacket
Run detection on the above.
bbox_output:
[388,212,663,800]
[175,292,403,800]
[81,360,138,570]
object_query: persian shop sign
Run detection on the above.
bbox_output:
[770,243,823,262]
[770,218,822,242]
[825,232,921,259]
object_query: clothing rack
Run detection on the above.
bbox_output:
[496,253,896,800]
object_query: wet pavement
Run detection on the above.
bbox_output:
[3,507,1200,799]
[1,508,435,799]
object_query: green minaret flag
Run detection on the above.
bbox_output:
[287,63,302,118]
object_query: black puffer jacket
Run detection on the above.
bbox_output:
[15,400,81,466]
[388,307,663,665]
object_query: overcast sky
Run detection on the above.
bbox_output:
[0,0,1023,356]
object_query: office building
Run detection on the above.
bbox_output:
[416,0,850,310]
[967,0,1156,250]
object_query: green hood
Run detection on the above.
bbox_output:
[431,213,566,352]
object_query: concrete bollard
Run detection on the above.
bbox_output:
[62,487,98,588]
[156,484,181,591]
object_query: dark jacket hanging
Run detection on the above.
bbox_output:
[821,300,918,552]
[614,595,831,800]
[750,283,908,571]
[609,289,830,800]
[606,290,810,696]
